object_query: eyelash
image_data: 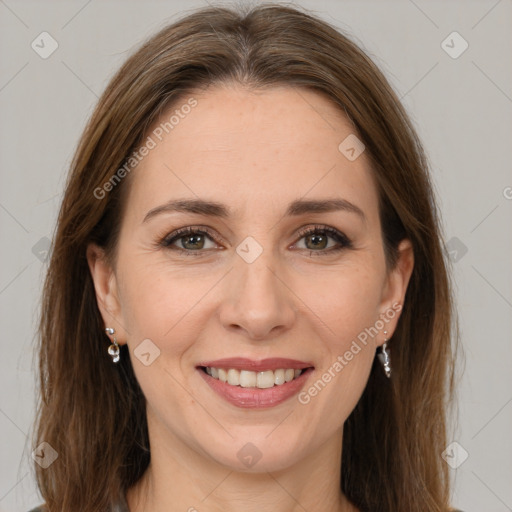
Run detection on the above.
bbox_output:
[159,224,353,257]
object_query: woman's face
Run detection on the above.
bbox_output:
[89,84,413,473]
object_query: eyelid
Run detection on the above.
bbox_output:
[294,224,350,242]
[160,225,225,249]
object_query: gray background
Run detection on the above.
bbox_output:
[0,1,511,511]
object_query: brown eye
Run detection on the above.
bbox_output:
[304,232,329,250]
[180,233,207,250]
[294,225,352,255]
[161,227,219,254]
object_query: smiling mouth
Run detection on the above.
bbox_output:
[199,366,312,389]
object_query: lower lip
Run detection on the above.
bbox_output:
[197,368,314,409]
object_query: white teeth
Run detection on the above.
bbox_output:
[257,370,275,389]
[274,368,285,385]
[227,368,240,386]
[204,367,306,389]
[239,370,257,388]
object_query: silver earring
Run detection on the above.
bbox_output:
[377,330,391,378]
[105,327,120,363]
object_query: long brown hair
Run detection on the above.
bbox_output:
[32,4,459,511]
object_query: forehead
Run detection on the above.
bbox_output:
[125,84,379,223]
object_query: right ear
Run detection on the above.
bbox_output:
[86,243,128,344]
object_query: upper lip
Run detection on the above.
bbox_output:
[197,357,314,372]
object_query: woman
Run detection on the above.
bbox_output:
[30,4,461,511]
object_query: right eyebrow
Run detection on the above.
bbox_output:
[143,199,230,223]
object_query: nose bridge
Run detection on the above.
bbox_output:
[238,245,277,295]
[235,238,283,307]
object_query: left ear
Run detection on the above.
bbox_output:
[377,238,414,344]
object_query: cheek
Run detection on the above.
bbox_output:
[116,262,208,419]
[116,257,222,360]
[306,262,384,348]
[295,264,383,414]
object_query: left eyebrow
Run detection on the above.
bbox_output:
[142,197,366,223]
[286,198,365,220]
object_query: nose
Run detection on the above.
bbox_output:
[218,248,297,341]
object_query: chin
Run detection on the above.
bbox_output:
[195,429,309,474]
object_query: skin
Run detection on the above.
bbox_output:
[87,84,414,512]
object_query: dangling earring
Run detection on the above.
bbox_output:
[105,327,120,363]
[377,330,391,378]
